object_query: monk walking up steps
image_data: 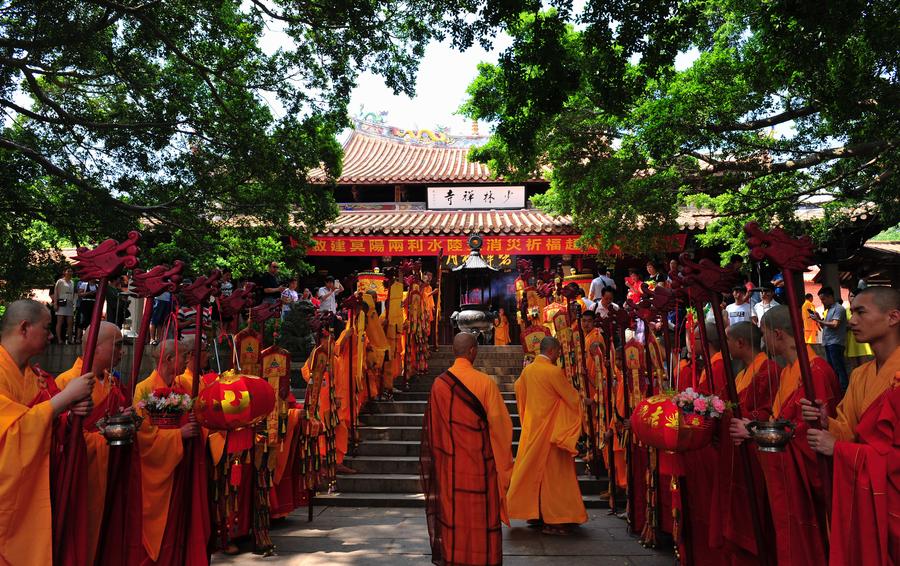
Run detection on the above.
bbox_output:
[421,332,513,566]
[508,336,588,535]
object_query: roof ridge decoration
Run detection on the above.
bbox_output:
[350,117,490,149]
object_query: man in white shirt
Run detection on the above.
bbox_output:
[317,276,343,313]
[751,286,779,326]
[588,269,616,302]
[725,286,753,327]
[593,287,619,321]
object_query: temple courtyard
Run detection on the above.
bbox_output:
[211,506,672,565]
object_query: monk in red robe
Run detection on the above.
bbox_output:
[802,286,900,565]
[421,332,513,565]
[731,305,837,566]
[56,321,129,564]
[0,300,95,565]
[709,321,777,565]
[130,339,209,565]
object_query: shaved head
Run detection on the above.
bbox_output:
[540,336,561,355]
[856,287,900,312]
[83,322,121,353]
[153,339,179,361]
[727,321,761,349]
[452,332,478,357]
[760,305,793,336]
[1,299,47,335]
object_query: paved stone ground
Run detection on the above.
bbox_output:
[211,506,674,565]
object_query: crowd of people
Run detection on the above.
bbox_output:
[425,258,899,566]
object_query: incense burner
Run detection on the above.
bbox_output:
[747,419,795,452]
[451,304,496,341]
[96,412,144,446]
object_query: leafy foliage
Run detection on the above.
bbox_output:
[462,1,899,257]
[1,0,532,299]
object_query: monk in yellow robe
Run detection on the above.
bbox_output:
[423,272,436,338]
[494,308,511,346]
[802,287,900,564]
[508,336,587,534]
[421,332,513,565]
[56,321,127,564]
[331,320,356,473]
[131,339,208,565]
[383,277,405,397]
[362,291,389,401]
[801,293,819,344]
[0,300,95,565]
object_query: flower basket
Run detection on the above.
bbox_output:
[630,389,725,453]
[149,412,183,429]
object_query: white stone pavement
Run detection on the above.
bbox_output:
[211,506,673,565]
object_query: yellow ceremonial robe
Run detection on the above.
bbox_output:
[133,370,192,561]
[57,357,118,565]
[447,358,514,524]
[0,345,56,566]
[828,347,900,442]
[331,325,352,464]
[508,356,588,524]
[494,315,510,346]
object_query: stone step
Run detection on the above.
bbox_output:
[392,391,517,402]
[405,381,517,393]
[312,492,614,509]
[345,455,589,476]
[367,400,518,415]
[335,473,606,495]
[359,426,523,442]
[359,413,521,427]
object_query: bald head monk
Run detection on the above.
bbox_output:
[508,333,587,534]
[802,286,900,564]
[421,332,513,565]
[57,321,123,387]
[0,300,95,565]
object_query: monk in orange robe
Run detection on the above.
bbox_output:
[709,322,777,566]
[731,305,837,566]
[0,300,95,565]
[423,272,436,338]
[802,286,900,565]
[56,321,129,565]
[130,339,209,565]
[361,291,388,402]
[331,320,356,473]
[383,277,405,397]
[508,336,587,535]
[494,308,511,346]
[421,332,513,565]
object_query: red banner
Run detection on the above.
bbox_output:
[306,234,686,256]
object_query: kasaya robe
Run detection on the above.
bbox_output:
[493,316,510,346]
[508,356,587,525]
[331,324,353,464]
[384,280,405,390]
[362,293,389,398]
[801,300,818,344]
[0,346,71,565]
[421,367,507,566]
[827,347,900,443]
[270,400,308,518]
[709,352,778,566]
[829,350,900,566]
[757,350,838,566]
[56,358,129,565]
[301,348,336,462]
[677,352,727,564]
[423,283,435,337]
[131,371,209,565]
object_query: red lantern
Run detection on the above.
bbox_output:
[194,370,276,431]
[630,395,715,452]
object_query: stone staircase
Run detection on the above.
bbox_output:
[314,345,611,509]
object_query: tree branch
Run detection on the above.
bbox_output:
[702,104,820,133]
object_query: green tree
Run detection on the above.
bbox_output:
[462,3,898,257]
[1,0,534,298]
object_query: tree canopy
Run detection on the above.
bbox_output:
[461,1,898,258]
[1,0,535,299]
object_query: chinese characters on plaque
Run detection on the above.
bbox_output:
[426,186,526,210]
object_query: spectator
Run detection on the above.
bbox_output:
[588,268,616,302]
[725,286,753,327]
[317,276,343,313]
[728,254,745,274]
[771,272,786,302]
[844,288,873,370]
[52,267,76,344]
[260,261,284,304]
[148,290,172,345]
[74,278,100,343]
[105,275,130,328]
[645,261,665,285]
[281,277,299,319]
[592,287,619,321]
[668,258,682,280]
[219,269,234,297]
[752,286,779,326]
[812,286,849,391]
